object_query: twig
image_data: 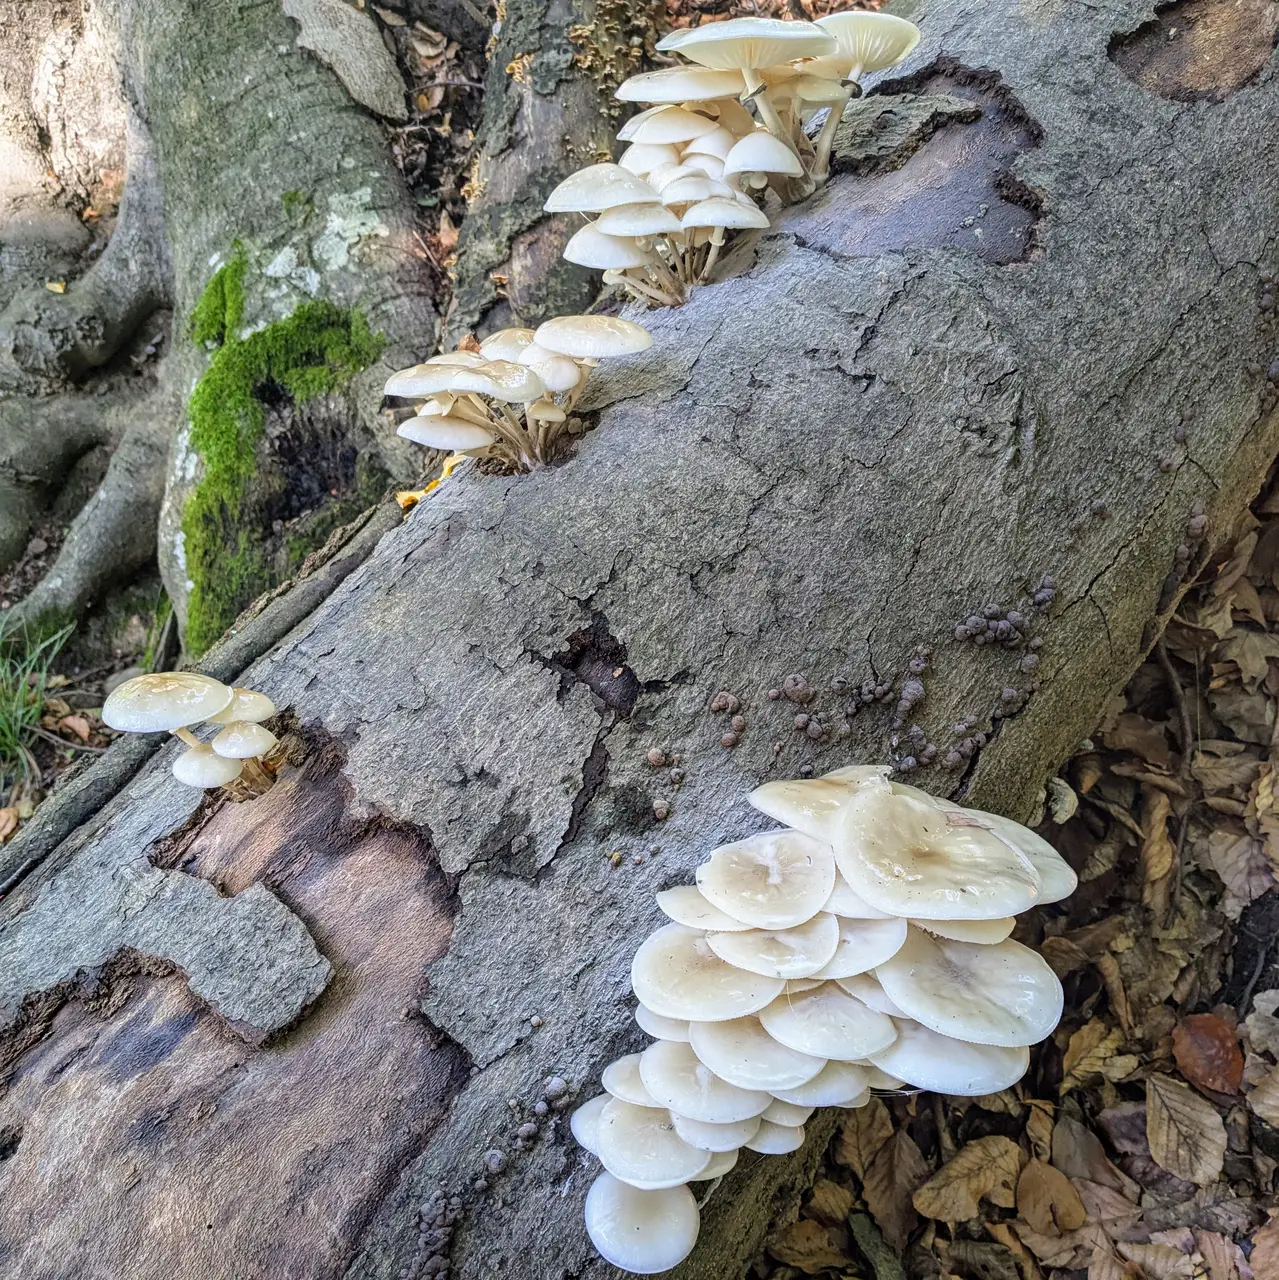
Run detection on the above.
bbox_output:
[30,725,107,753]
[1155,638,1196,928]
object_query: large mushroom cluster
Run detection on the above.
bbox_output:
[383,315,652,472]
[102,672,278,794]
[573,765,1075,1275]
[546,11,921,305]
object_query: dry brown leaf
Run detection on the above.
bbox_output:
[1117,1242,1199,1279]
[1016,1157,1087,1236]
[1062,1020,1127,1094]
[1089,1244,1141,1280]
[863,1128,928,1251]
[1025,1100,1054,1160]
[1190,1229,1244,1280]
[59,713,91,742]
[834,1095,893,1179]
[0,807,18,843]
[1171,1014,1242,1094]
[767,1219,851,1274]
[806,1178,854,1227]
[1249,1218,1279,1278]
[1203,823,1277,912]
[1096,953,1136,1037]
[1145,1073,1226,1185]
[913,1135,1023,1223]
[1247,1064,1279,1126]
[1052,1116,1132,1195]
[1101,713,1173,766]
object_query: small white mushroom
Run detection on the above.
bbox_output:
[669,1111,761,1153]
[867,1019,1031,1096]
[912,917,1016,944]
[808,915,908,980]
[636,1003,692,1042]
[563,223,656,271]
[875,928,1064,1047]
[172,743,244,789]
[722,130,805,178]
[638,1039,771,1124]
[682,126,738,161]
[478,327,537,362]
[631,923,784,1021]
[682,155,727,181]
[706,912,841,979]
[762,1098,814,1126]
[687,1015,826,1091]
[695,1148,740,1180]
[102,672,234,738]
[397,416,497,451]
[205,687,275,725]
[602,1053,661,1107]
[861,1066,907,1091]
[447,359,546,403]
[823,873,892,919]
[619,142,681,175]
[748,765,889,843]
[596,1097,712,1189]
[594,203,683,238]
[584,1172,700,1275]
[543,163,661,212]
[616,66,746,103]
[746,1120,805,1155]
[758,982,897,1060]
[769,1059,872,1107]
[534,315,654,360]
[656,885,753,932]
[695,829,835,930]
[210,721,278,759]
[571,1093,610,1155]
[661,175,735,207]
[627,105,720,145]
[834,972,910,1018]
[617,104,682,142]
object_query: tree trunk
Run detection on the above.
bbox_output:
[4,1,1279,1278]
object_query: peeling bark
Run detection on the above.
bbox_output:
[3,0,1279,1277]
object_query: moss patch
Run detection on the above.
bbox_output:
[182,251,383,656]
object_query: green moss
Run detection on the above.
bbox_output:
[282,189,311,217]
[181,260,384,657]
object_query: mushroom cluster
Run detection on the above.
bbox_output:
[574,765,1074,1274]
[102,672,278,795]
[545,11,921,305]
[383,315,652,472]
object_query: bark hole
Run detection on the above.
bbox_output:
[542,613,642,715]
[1109,0,1279,102]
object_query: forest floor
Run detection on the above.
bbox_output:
[752,471,1279,1279]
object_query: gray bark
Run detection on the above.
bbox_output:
[3,0,1279,1279]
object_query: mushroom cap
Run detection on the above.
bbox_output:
[770,1059,872,1107]
[617,103,681,142]
[425,350,488,367]
[808,10,921,80]
[682,125,737,160]
[616,66,746,102]
[912,917,1016,944]
[935,800,1078,905]
[833,778,1042,919]
[526,399,569,423]
[534,315,653,360]
[875,929,1064,1047]
[639,1039,771,1124]
[603,1053,662,1107]
[784,978,824,994]
[631,923,784,1021]
[696,1148,740,1180]
[688,1015,826,1091]
[723,131,804,177]
[669,1111,761,1153]
[683,154,726,181]
[695,829,836,930]
[809,915,908,980]
[571,1093,610,1155]
[868,1019,1031,1096]
[762,1098,814,1126]
[636,1003,692,1042]
[793,73,846,103]
[628,105,720,144]
[172,744,244,789]
[584,1172,700,1275]
[596,1097,712,1189]
[662,175,736,206]
[397,416,497,451]
[748,765,890,842]
[710,97,757,136]
[823,873,891,919]
[862,1066,906,1090]
[384,364,460,398]
[656,885,753,933]
[647,161,699,191]
[758,982,898,1060]
[746,1120,805,1154]
[563,223,654,270]
[205,687,276,726]
[834,972,909,1018]
[478,327,537,362]
[706,912,841,979]
[680,196,771,231]
[103,672,233,733]
[545,163,662,212]
[447,359,546,403]
[210,721,278,759]
[595,203,683,237]
[619,141,681,175]
[667,17,835,71]
[522,352,582,393]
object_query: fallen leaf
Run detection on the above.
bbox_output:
[1117,1241,1199,1279]
[1190,1229,1244,1280]
[1248,1064,1279,1126]
[913,1135,1024,1223]
[1249,1219,1279,1278]
[1140,787,1176,907]
[1203,823,1277,913]
[1089,1244,1140,1280]
[1016,1157,1087,1236]
[1052,1115,1132,1194]
[806,1178,854,1227]
[44,280,66,293]
[1145,1073,1226,1186]
[1245,990,1279,1057]
[834,1095,893,1179]
[863,1128,928,1251]
[1172,1014,1242,1094]
[0,807,18,843]
[59,714,91,742]
[767,1219,851,1274]
[1062,1020,1127,1094]
[1025,1100,1054,1160]
[1101,713,1172,766]
[437,208,459,253]
[945,1239,1020,1280]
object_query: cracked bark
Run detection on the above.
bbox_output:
[3,0,1279,1277]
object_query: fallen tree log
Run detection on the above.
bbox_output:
[3,0,1279,1276]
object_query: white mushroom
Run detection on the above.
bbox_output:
[584,1172,700,1275]
[205,686,275,725]
[746,1121,805,1154]
[679,196,771,280]
[172,743,244,789]
[563,223,656,271]
[636,1003,692,1042]
[761,1098,814,1126]
[875,928,1064,1047]
[748,765,890,843]
[603,1053,661,1107]
[669,1111,761,1153]
[688,1015,826,1091]
[695,1148,740,1179]
[619,142,681,175]
[706,912,841,979]
[596,1097,712,1189]
[809,915,908,980]
[695,829,835,930]
[478,327,536,362]
[571,1093,610,1155]
[631,923,784,1021]
[617,104,682,142]
[834,972,910,1018]
[447,359,546,403]
[210,721,277,759]
[102,671,233,741]
[682,126,737,161]
[722,130,805,178]
[823,873,892,920]
[543,163,661,212]
[398,416,497,451]
[758,982,897,1060]
[616,66,746,103]
[638,1039,770,1124]
[534,315,654,360]
[867,1019,1031,1096]
[595,203,683,237]
[912,917,1016,944]
[626,105,720,145]
[656,885,753,932]
[769,1059,872,1107]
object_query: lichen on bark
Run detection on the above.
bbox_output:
[181,250,384,656]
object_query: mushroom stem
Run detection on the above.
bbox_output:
[742,70,792,149]
[809,85,854,186]
[700,229,726,282]
[172,727,201,748]
[238,756,275,797]
[498,404,537,469]
[619,270,680,307]
[647,258,685,301]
